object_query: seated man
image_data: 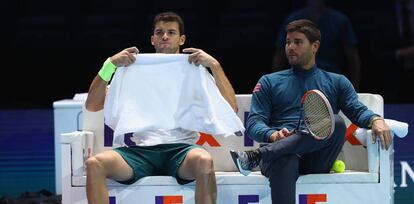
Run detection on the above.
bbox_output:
[230,19,391,204]
[85,12,238,204]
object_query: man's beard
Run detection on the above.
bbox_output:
[288,58,305,67]
[288,53,312,68]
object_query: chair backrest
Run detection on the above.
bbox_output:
[338,93,384,171]
[83,93,383,172]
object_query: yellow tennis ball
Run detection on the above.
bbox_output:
[332,160,345,173]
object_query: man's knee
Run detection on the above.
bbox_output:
[85,155,107,176]
[85,157,99,170]
[194,152,214,175]
[185,148,214,176]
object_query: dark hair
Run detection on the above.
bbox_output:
[286,19,321,43]
[152,12,185,35]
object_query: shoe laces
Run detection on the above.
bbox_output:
[244,150,261,169]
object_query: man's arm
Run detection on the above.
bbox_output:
[245,76,292,143]
[245,77,277,143]
[183,48,238,112]
[338,75,372,126]
[338,76,391,150]
[344,47,361,91]
[209,62,238,112]
[85,47,139,111]
[85,75,108,112]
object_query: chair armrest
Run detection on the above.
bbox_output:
[61,131,94,176]
[364,130,394,173]
[365,130,379,173]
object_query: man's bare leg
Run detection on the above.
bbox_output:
[178,148,217,204]
[85,150,133,204]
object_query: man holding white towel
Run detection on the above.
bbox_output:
[84,12,237,204]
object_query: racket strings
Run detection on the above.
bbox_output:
[303,93,332,138]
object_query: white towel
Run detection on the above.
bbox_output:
[354,119,409,146]
[104,54,244,143]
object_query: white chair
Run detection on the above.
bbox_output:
[60,94,393,204]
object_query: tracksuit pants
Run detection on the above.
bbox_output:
[259,115,346,204]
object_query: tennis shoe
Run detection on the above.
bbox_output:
[229,149,261,176]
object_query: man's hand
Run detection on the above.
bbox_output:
[183,48,219,69]
[110,47,139,67]
[269,128,293,143]
[371,119,391,150]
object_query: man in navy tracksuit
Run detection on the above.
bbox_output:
[230,19,391,204]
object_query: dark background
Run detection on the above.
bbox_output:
[0,0,410,109]
[0,0,413,201]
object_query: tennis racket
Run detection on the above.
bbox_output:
[297,89,335,140]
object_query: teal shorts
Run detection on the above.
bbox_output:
[113,143,201,185]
